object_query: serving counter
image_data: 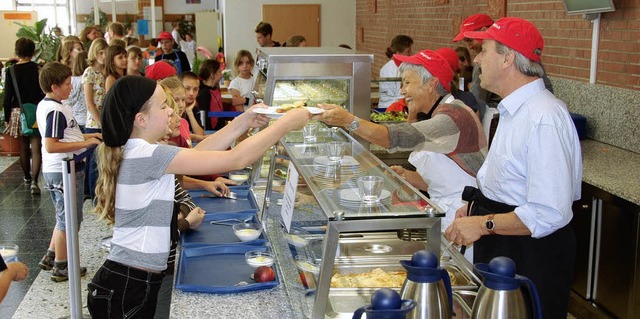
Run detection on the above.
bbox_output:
[170,125,479,318]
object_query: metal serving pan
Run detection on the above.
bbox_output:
[328,261,477,291]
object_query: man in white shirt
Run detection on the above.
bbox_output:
[444,17,582,319]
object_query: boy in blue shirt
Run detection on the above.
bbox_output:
[36,62,102,281]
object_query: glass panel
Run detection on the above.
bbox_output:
[271,79,349,108]
[281,125,432,220]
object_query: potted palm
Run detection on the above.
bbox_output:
[14,18,61,63]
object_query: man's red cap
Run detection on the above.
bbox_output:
[145,61,177,81]
[464,17,544,62]
[156,31,173,43]
[453,14,494,42]
[393,50,453,92]
[435,47,460,72]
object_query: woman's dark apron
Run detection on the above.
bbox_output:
[462,186,576,319]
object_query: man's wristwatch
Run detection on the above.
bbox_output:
[348,116,360,131]
[485,214,496,235]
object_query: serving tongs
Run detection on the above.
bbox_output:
[199,192,245,200]
[210,216,253,226]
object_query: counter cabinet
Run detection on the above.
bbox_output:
[571,182,640,318]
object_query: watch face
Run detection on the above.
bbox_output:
[485,220,494,230]
[349,119,359,130]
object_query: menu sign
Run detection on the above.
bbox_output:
[281,162,299,232]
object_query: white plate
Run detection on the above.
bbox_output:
[253,106,325,118]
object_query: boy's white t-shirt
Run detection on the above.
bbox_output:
[36,98,86,173]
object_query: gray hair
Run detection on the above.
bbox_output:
[398,63,449,96]
[495,42,545,77]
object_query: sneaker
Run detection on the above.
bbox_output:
[30,183,40,195]
[38,254,55,271]
[51,266,87,282]
[23,177,32,184]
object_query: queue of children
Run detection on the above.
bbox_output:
[3,20,306,316]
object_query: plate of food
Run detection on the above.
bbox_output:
[253,106,325,118]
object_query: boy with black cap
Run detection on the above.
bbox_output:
[35,62,102,281]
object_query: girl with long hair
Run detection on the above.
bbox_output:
[87,76,309,318]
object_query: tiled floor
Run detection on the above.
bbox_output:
[0,157,53,318]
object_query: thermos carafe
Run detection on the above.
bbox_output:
[471,256,542,319]
[352,288,417,319]
[399,250,453,319]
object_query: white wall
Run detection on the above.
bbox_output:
[164,0,218,14]
[222,0,355,68]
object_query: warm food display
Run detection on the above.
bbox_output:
[331,268,406,288]
[330,267,459,288]
[272,80,349,106]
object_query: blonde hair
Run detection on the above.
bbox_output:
[59,36,83,66]
[159,76,185,96]
[87,38,108,66]
[93,97,153,223]
[163,86,179,114]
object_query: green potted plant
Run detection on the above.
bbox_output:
[14,18,61,63]
[222,69,232,87]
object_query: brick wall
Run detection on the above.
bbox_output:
[355,0,639,90]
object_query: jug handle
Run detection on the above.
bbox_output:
[517,275,543,319]
[440,269,453,314]
[352,306,366,319]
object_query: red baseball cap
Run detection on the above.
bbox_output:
[453,14,494,42]
[156,31,173,43]
[464,17,544,62]
[145,61,177,81]
[393,50,453,92]
[435,47,460,72]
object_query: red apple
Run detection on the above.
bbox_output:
[254,266,275,282]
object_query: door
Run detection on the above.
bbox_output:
[570,183,596,300]
[593,192,639,318]
[263,4,320,47]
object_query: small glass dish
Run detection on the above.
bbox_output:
[295,256,320,276]
[232,223,263,242]
[245,250,275,269]
[285,227,311,248]
[295,256,320,289]
[229,170,250,184]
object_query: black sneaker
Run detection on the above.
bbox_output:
[38,254,54,271]
[51,266,87,282]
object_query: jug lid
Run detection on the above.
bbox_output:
[400,250,442,283]
[474,256,520,290]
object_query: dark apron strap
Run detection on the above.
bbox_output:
[464,186,576,319]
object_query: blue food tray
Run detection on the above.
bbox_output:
[181,212,266,248]
[188,188,258,214]
[176,245,279,294]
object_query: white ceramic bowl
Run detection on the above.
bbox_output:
[245,250,275,268]
[232,223,263,242]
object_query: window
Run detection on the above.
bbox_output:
[16,0,71,35]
